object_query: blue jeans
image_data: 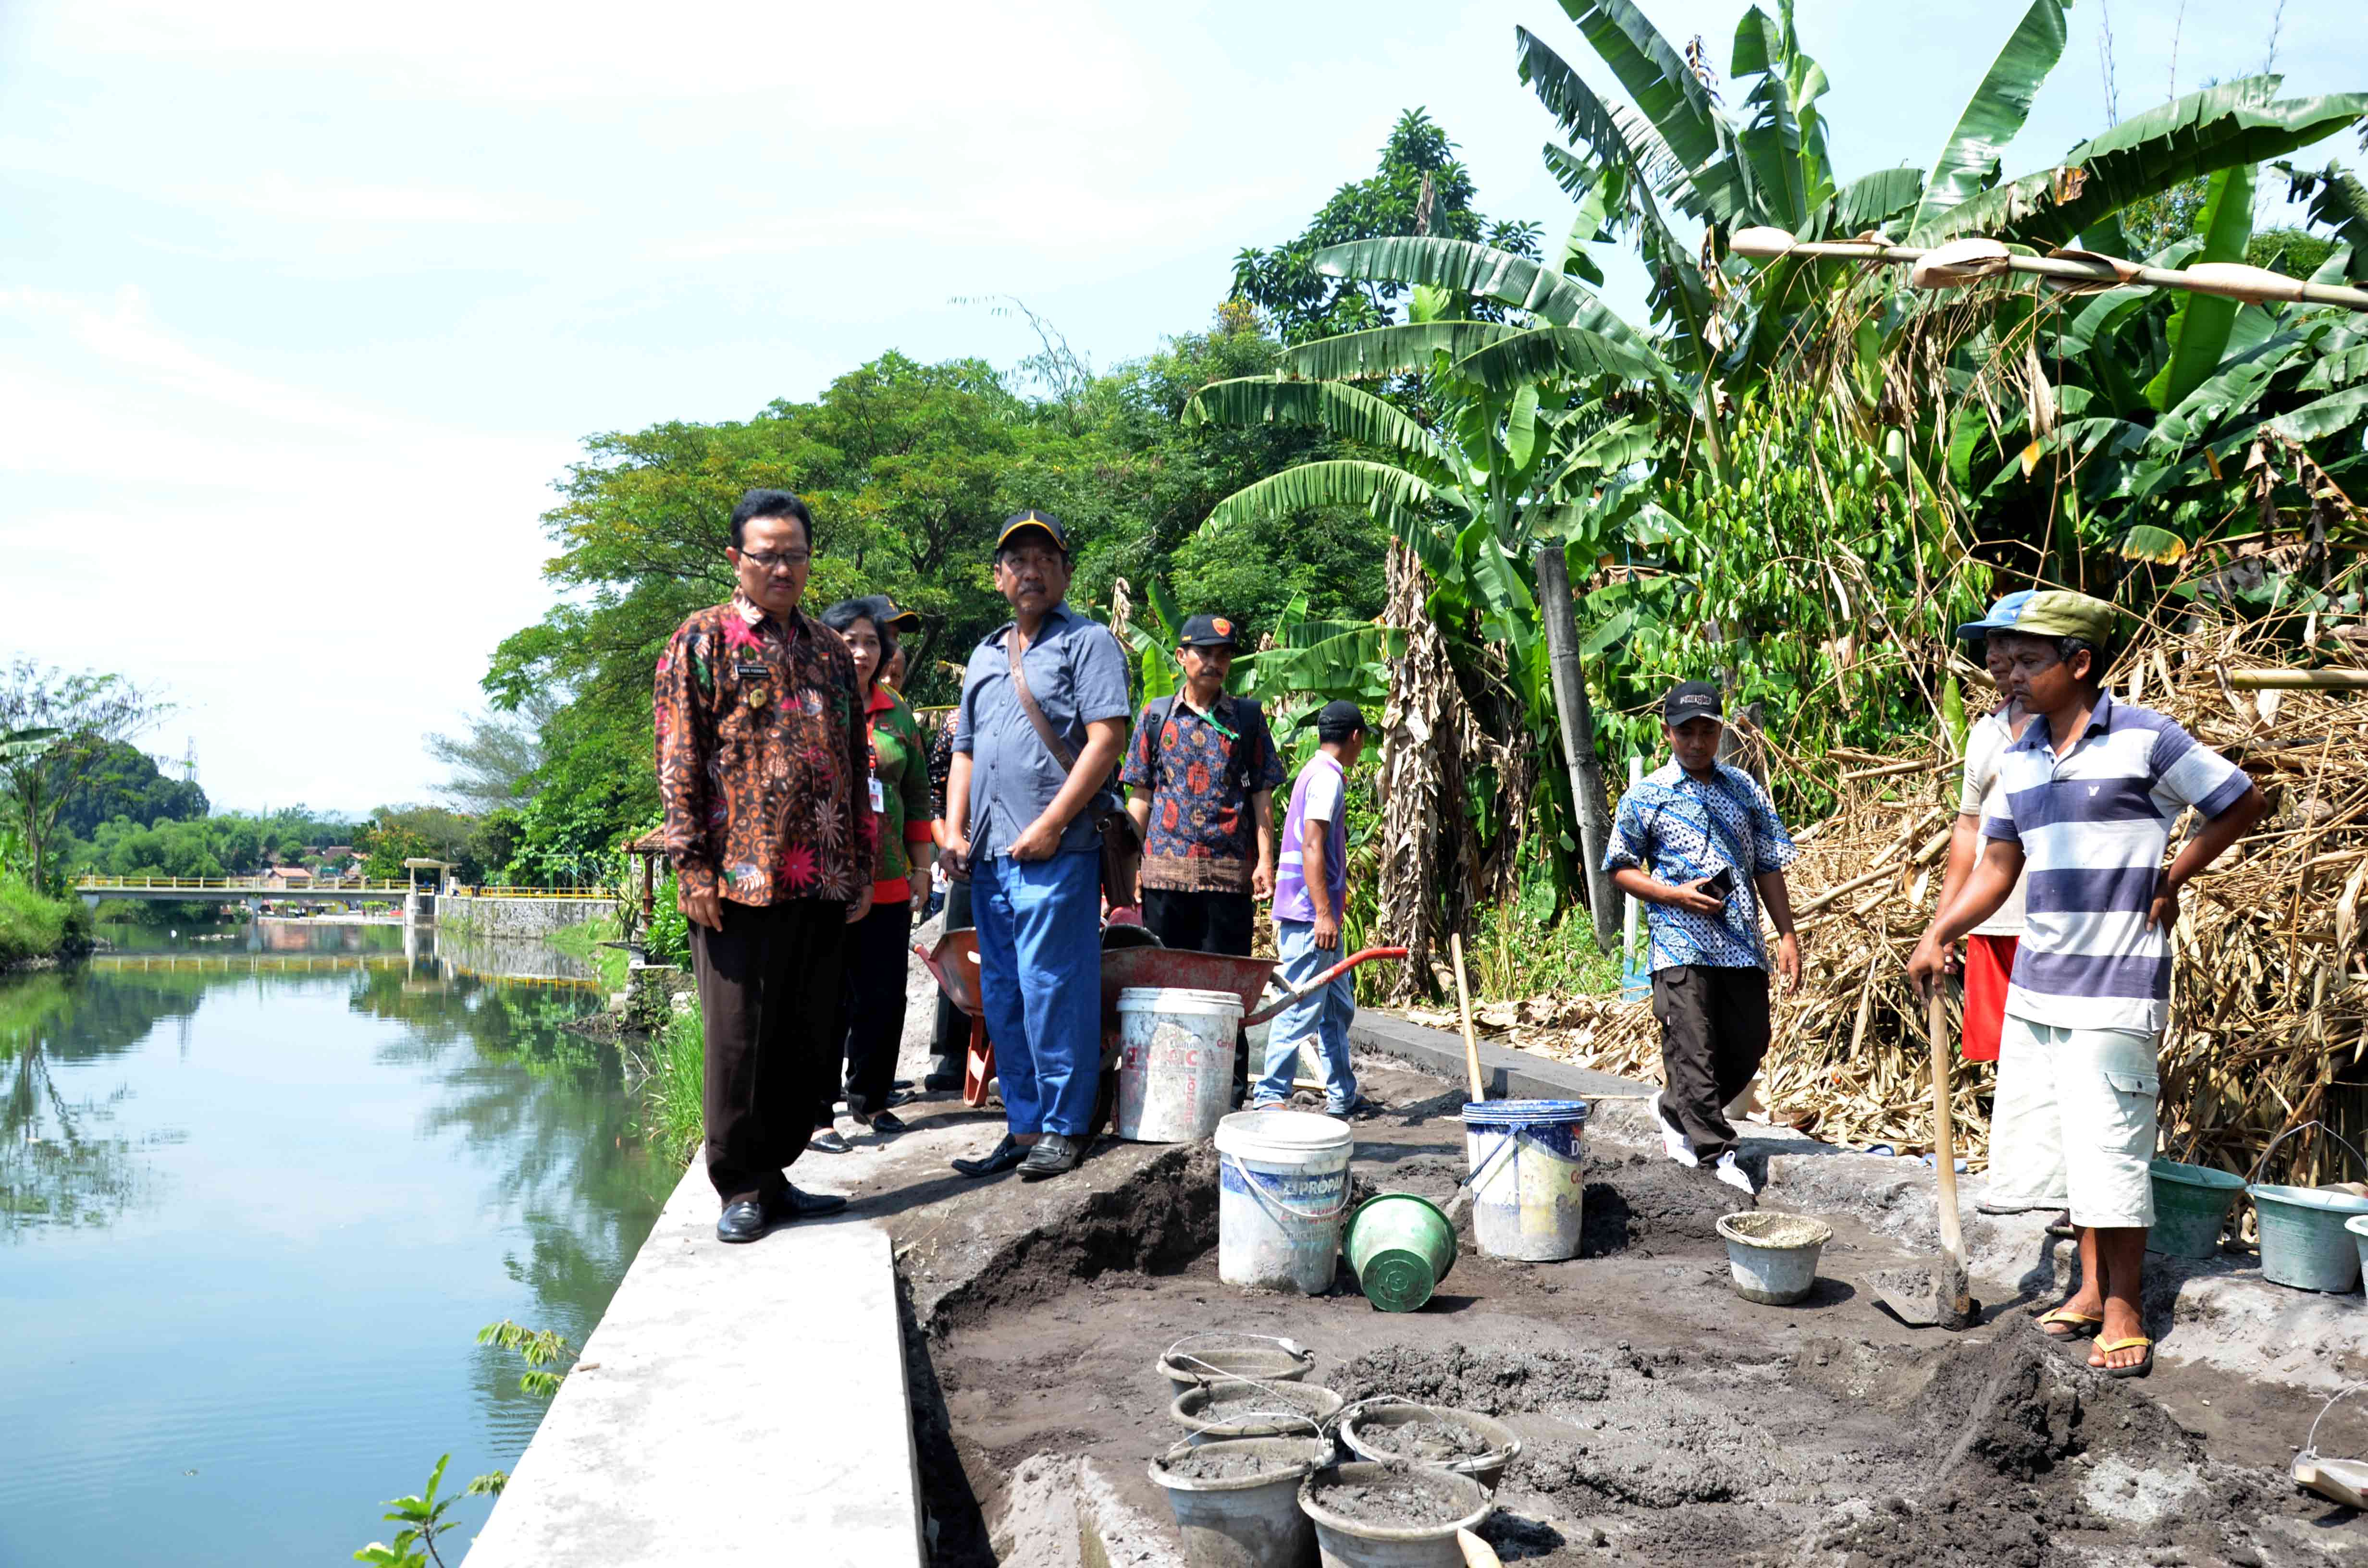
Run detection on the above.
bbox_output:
[972,850,1102,1137]
[1253,919,1356,1109]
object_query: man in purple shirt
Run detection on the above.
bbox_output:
[1252,701,1369,1115]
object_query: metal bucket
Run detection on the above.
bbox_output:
[1343,1193,1457,1312]
[1335,1399,1522,1493]
[1148,1435,1330,1568]
[2147,1158,2246,1259]
[1297,1461,1490,1568]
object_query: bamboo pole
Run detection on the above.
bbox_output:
[2227,669,2368,690]
[1728,229,2368,314]
[1450,931,1485,1102]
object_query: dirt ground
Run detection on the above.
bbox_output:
[886,1062,2362,1568]
[785,943,2368,1566]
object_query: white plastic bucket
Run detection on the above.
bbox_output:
[1117,987,1245,1142]
[1461,1099,1590,1262]
[1213,1110,1353,1293]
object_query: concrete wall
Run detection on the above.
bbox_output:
[433,894,619,939]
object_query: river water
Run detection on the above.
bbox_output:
[0,920,678,1567]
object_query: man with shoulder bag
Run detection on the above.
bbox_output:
[943,511,1135,1180]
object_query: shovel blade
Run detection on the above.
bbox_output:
[1867,1265,1974,1331]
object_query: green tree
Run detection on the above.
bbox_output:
[1231,108,1543,345]
[0,662,165,894]
[50,738,207,840]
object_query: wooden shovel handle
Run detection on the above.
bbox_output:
[1928,990,1967,1276]
[1450,932,1484,1102]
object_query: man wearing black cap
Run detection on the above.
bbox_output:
[1252,700,1371,1113]
[943,510,1132,1179]
[1122,613,1284,956]
[1603,681,1802,1194]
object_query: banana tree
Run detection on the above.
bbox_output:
[1183,243,1674,947]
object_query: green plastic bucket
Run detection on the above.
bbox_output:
[1343,1192,1457,1312]
[2249,1184,2368,1292]
[2147,1159,2246,1258]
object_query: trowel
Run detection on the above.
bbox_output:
[1868,992,1976,1330]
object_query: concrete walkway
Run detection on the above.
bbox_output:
[465,1162,924,1568]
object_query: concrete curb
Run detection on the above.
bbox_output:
[1350,1011,1656,1103]
[468,1163,925,1568]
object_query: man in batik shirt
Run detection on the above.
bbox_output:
[654,488,876,1243]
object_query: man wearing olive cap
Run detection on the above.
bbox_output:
[944,510,1132,1180]
[1911,588,2263,1379]
[1604,680,1803,1196]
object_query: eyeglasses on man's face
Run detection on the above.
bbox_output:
[737,549,811,573]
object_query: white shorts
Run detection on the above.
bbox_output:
[1987,1014,2160,1229]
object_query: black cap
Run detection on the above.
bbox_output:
[1316,700,1369,742]
[881,602,922,634]
[995,508,1069,556]
[1179,613,1241,649]
[1663,680,1723,724]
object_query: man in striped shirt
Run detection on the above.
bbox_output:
[1910,590,2262,1378]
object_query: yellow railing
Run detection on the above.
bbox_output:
[74,876,413,892]
[452,886,620,901]
[73,876,619,900]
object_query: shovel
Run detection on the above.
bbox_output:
[1868,990,1975,1330]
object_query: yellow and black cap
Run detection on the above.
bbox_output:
[995,508,1070,557]
[881,602,922,634]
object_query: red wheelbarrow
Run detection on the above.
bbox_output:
[912,929,1408,1127]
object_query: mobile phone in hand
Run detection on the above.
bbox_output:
[1703,867,1735,902]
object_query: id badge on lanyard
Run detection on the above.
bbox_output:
[869,773,885,813]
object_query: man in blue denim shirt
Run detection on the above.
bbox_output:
[944,511,1132,1180]
[1603,681,1803,1193]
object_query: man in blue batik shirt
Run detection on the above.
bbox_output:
[1604,680,1804,1194]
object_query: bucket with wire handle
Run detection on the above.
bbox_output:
[1460,1099,1590,1262]
[1159,1332,1318,1390]
[1170,1377,1346,1447]
[2292,1380,2368,1509]
[1214,1110,1354,1294]
[2247,1122,2368,1293]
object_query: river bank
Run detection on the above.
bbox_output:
[0,921,674,1568]
[0,877,93,971]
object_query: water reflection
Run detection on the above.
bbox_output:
[0,922,676,1568]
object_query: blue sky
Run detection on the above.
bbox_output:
[1,0,2359,815]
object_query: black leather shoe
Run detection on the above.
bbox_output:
[716,1199,771,1244]
[1019,1132,1080,1179]
[866,1110,908,1135]
[774,1185,848,1220]
[952,1134,1024,1178]
[923,1072,964,1092]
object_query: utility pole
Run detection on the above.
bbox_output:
[1534,541,1621,952]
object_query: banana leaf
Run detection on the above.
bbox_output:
[1907,0,2072,236]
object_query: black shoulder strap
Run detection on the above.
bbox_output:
[1142,696,1176,774]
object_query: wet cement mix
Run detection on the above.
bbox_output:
[1309,1470,1477,1529]
[1350,1413,1497,1461]
[1155,1446,1307,1482]
[912,1067,2368,1568]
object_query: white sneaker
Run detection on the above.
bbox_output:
[1714,1151,1755,1195]
[1649,1091,1698,1168]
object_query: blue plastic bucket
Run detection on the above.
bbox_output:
[2147,1159,2246,1258]
[2249,1184,2368,1292]
[1461,1099,1591,1262]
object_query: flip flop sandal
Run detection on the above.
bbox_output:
[2093,1336,2154,1379]
[2036,1307,2104,1339]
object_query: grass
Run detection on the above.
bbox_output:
[1460,898,1625,1003]
[0,876,91,968]
[546,912,629,990]
[632,1004,704,1165]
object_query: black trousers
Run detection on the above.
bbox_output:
[690,899,848,1205]
[1650,964,1771,1162]
[838,897,913,1118]
[927,874,973,1081]
[1139,887,1257,956]
[1140,887,1257,1102]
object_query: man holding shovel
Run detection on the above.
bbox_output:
[1910,589,2263,1377]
